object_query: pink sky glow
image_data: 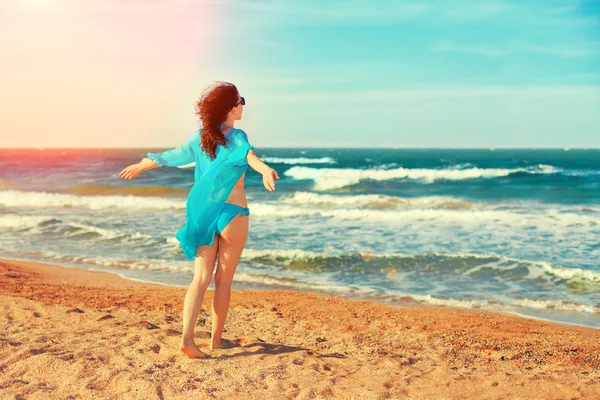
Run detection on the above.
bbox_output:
[0,0,223,147]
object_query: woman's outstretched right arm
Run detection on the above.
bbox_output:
[119,130,199,180]
[146,130,198,167]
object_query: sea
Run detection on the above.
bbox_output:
[0,147,598,329]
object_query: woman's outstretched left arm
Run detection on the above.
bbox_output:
[227,129,280,191]
[247,151,280,192]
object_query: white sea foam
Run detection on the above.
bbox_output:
[411,294,600,314]
[241,249,600,283]
[462,257,600,283]
[509,298,600,313]
[411,294,499,309]
[39,250,193,274]
[279,191,477,209]
[232,272,377,294]
[248,202,600,228]
[0,190,185,210]
[284,164,564,190]
[0,214,56,229]
[28,248,599,316]
[2,190,598,231]
[62,222,154,242]
[0,213,157,244]
[241,248,329,264]
[261,156,336,164]
[535,261,600,282]
[190,269,600,314]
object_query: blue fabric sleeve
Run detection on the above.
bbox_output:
[226,130,254,167]
[147,130,198,167]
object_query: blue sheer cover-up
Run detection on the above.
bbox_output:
[146,126,254,260]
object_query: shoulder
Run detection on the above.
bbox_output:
[225,128,249,142]
[187,129,201,144]
[232,128,249,141]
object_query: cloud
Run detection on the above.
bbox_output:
[229,0,594,26]
[250,85,600,104]
[522,43,600,58]
[433,41,600,58]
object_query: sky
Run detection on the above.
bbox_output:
[0,0,599,148]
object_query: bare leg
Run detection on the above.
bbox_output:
[210,212,249,349]
[179,235,219,359]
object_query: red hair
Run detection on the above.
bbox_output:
[194,82,239,160]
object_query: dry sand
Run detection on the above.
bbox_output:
[1,257,599,399]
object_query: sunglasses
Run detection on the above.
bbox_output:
[235,97,246,106]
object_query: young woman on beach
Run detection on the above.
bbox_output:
[118,82,280,359]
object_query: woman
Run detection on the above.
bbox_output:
[119,82,279,359]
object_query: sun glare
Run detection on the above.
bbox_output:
[23,0,52,7]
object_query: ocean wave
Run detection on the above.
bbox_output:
[284,164,564,190]
[261,156,337,165]
[38,250,193,274]
[248,202,600,227]
[279,191,477,210]
[411,294,600,314]
[0,190,185,210]
[39,247,600,288]
[186,268,600,314]
[509,298,600,313]
[0,214,57,230]
[60,222,155,242]
[276,193,599,216]
[531,261,600,282]
[241,248,325,262]
[0,213,161,245]
[2,189,597,228]
[23,248,599,317]
[241,249,600,283]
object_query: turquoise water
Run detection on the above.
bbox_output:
[1,147,598,328]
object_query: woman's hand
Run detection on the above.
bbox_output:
[119,162,145,180]
[120,158,157,180]
[120,158,158,180]
[262,168,280,192]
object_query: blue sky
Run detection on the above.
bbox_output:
[1,0,598,148]
[193,0,599,148]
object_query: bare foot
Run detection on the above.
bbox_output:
[210,338,237,350]
[179,338,211,359]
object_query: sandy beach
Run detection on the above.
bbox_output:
[0,257,598,399]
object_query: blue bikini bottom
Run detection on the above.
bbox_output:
[215,203,250,235]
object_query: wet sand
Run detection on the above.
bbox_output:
[1,257,599,399]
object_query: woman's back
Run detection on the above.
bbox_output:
[152,126,251,186]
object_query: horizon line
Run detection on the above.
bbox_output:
[1,146,598,150]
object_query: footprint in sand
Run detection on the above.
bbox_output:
[149,344,161,353]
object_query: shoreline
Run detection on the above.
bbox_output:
[1,256,599,399]
[4,254,598,331]
[76,268,600,331]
